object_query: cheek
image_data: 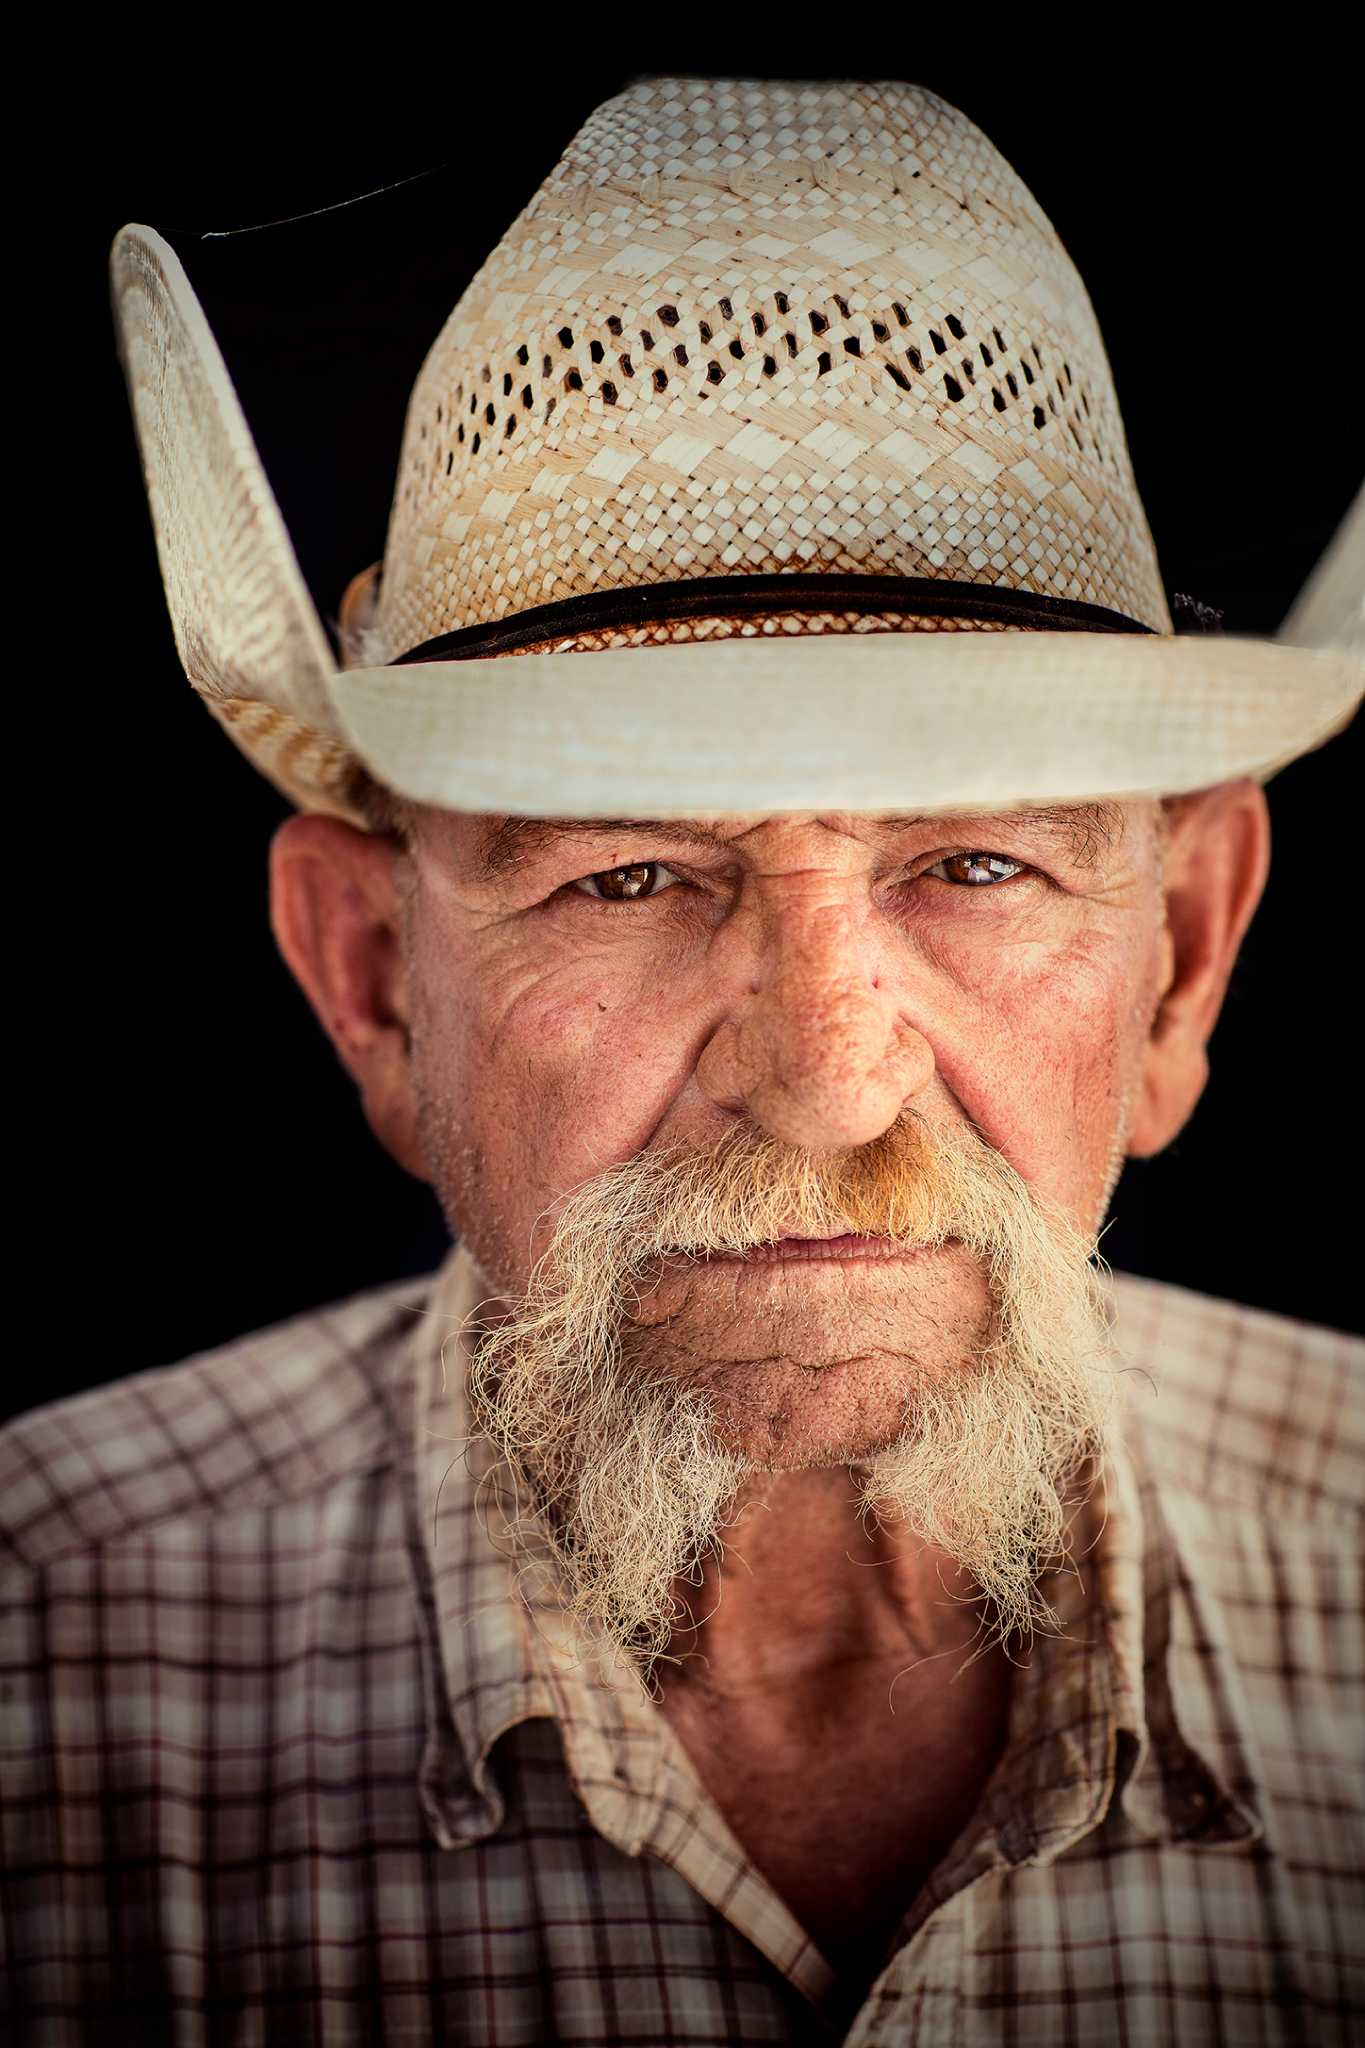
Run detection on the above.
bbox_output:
[931,921,1157,1226]
[503,960,689,1138]
[409,924,696,1281]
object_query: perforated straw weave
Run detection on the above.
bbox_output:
[358,76,1170,663]
[110,76,1363,826]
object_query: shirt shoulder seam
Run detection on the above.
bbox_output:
[0,1270,439,1575]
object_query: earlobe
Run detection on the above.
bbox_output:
[1124,926,1185,1157]
[269,815,398,1065]
[1147,925,1178,1040]
[1126,1032,1208,1160]
[1124,781,1270,1161]
[268,814,429,1182]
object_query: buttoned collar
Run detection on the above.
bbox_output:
[397,1237,1263,1895]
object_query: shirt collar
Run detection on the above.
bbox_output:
[400,1239,668,1858]
[1103,1404,1264,1852]
[398,1237,1262,1864]
[996,1399,1262,1867]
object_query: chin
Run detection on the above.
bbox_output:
[627,1256,993,1470]
[690,1348,957,1470]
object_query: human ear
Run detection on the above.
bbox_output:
[267,813,429,1181]
[1126,779,1271,1159]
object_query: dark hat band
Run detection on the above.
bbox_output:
[387,573,1159,664]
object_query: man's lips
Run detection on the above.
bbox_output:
[699,1232,924,1265]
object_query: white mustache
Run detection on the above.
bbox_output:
[461,1105,1118,1683]
[528,1108,1081,1279]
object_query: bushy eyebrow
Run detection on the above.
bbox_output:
[473,801,1126,884]
[1022,801,1127,869]
[476,816,718,881]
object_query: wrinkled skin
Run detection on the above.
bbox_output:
[269,791,1267,1449]
[269,783,1269,1969]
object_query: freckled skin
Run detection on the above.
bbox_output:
[270,782,1269,1508]
[268,780,1270,1968]
[399,805,1170,1465]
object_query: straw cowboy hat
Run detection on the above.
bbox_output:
[110,75,1363,826]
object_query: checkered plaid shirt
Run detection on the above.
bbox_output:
[3,1241,1362,2045]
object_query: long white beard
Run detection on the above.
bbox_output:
[461,1109,1118,1682]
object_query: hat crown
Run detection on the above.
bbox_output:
[366,74,1172,665]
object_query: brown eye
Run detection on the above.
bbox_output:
[926,852,1027,887]
[571,861,679,901]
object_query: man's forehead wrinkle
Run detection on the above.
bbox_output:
[472,801,1128,882]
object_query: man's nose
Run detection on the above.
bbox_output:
[695,895,935,1149]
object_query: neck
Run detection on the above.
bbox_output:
[656,1465,1005,1709]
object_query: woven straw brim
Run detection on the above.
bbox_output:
[110,202,1362,830]
[326,629,1361,819]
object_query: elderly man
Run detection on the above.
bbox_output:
[5,76,1362,2047]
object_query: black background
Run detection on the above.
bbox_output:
[26,49,1361,1419]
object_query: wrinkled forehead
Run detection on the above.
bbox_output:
[411,797,1156,881]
